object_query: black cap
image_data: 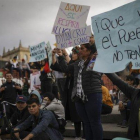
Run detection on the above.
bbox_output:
[16,95,27,103]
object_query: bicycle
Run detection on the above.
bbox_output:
[0,101,21,140]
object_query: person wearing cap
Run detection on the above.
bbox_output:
[52,43,103,140]
[20,59,30,78]
[0,95,30,139]
[10,56,22,78]
[14,98,63,140]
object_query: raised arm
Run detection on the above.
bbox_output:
[106,73,138,100]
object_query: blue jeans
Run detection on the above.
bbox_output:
[75,93,103,140]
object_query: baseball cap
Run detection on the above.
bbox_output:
[16,95,27,103]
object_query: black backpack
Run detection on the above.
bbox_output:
[51,111,66,134]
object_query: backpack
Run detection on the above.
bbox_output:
[51,111,66,134]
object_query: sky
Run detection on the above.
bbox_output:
[0,0,134,55]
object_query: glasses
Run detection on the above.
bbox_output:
[28,105,36,108]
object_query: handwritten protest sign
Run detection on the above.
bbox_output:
[52,2,90,35]
[91,1,140,73]
[55,25,91,48]
[46,41,52,66]
[29,42,47,62]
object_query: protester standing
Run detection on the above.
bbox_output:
[52,47,85,139]
[52,43,103,140]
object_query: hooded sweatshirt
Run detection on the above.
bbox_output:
[30,90,42,104]
[41,98,65,119]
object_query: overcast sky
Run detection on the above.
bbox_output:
[0,0,134,55]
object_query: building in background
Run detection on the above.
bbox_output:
[0,40,30,63]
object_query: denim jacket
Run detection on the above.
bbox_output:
[16,110,63,140]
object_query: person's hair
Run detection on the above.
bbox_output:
[43,92,55,101]
[27,98,39,105]
[72,46,80,54]
[5,73,12,77]
[126,75,135,82]
[82,43,96,66]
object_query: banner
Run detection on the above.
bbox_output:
[52,2,90,35]
[46,41,52,66]
[29,42,47,62]
[91,1,140,73]
[55,25,91,48]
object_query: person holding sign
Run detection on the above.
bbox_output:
[106,73,140,139]
[52,46,85,139]
[52,43,102,140]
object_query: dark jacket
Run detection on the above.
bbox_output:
[0,81,22,103]
[57,56,102,101]
[16,110,63,140]
[1,106,30,134]
[106,73,140,139]
[51,60,82,122]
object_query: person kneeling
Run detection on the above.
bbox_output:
[14,98,63,140]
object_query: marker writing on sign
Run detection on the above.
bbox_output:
[57,18,79,28]
[65,3,82,12]
[118,27,140,44]
[113,45,140,63]
[30,44,43,52]
[95,16,125,33]
[56,27,87,44]
[53,26,71,34]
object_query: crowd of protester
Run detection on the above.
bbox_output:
[0,35,140,140]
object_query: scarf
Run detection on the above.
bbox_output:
[76,60,88,102]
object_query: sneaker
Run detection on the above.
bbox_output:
[117,122,122,127]
[121,120,128,128]
[75,138,82,140]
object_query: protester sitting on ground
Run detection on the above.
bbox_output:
[106,73,140,139]
[0,73,22,119]
[29,90,42,104]
[14,98,63,140]
[41,92,65,119]
[40,58,53,96]
[10,56,22,78]
[22,77,30,98]
[20,59,30,78]
[102,86,113,114]
[0,95,30,140]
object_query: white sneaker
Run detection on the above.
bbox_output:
[75,137,82,140]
